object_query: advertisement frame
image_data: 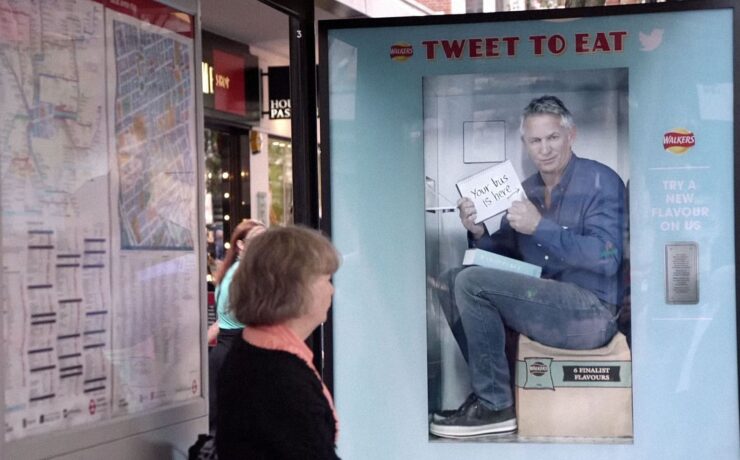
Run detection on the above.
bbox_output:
[319,1,739,457]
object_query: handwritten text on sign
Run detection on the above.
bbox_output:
[456,161,526,223]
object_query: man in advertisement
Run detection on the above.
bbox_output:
[430,95,626,438]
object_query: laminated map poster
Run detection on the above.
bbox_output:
[0,0,201,443]
[106,8,201,416]
[0,0,112,441]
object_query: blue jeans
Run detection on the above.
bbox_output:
[445,266,618,411]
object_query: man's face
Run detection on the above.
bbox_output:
[521,114,575,178]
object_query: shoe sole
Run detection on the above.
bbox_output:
[430,419,517,438]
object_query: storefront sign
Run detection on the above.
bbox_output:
[268,66,291,119]
[202,31,260,122]
[212,49,246,116]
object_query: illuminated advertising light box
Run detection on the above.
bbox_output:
[319,2,738,459]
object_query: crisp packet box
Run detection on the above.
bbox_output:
[462,248,542,278]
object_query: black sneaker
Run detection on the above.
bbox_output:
[429,395,517,438]
[431,393,477,422]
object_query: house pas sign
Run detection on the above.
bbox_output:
[268,66,291,119]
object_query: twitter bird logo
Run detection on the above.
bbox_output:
[639,29,664,51]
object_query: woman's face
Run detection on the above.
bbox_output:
[305,273,335,325]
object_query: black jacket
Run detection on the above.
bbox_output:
[216,338,340,460]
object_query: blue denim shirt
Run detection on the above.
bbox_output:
[471,154,627,306]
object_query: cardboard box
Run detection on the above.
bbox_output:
[515,332,633,439]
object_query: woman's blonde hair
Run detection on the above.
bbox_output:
[229,225,340,326]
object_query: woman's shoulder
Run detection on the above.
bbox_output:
[227,340,317,379]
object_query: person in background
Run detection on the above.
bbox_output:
[217,225,341,460]
[208,219,265,431]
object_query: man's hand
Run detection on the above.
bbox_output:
[457,197,485,240]
[507,200,542,235]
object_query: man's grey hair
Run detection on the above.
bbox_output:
[520,95,575,134]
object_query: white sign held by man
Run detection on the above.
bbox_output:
[456,160,526,223]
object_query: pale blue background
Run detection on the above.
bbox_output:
[325,8,737,459]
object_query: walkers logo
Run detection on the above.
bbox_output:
[390,42,413,61]
[663,128,696,154]
[521,357,555,389]
[529,361,549,377]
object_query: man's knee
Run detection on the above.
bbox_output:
[453,266,487,300]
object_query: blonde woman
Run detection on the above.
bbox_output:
[217,225,340,459]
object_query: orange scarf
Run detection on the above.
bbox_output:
[243,324,339,440]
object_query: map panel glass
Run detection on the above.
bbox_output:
[0,0,112,441]
[113,19,196,250]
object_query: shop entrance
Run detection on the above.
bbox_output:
[204,124,251,295]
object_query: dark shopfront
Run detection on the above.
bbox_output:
[201,31,260,288]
